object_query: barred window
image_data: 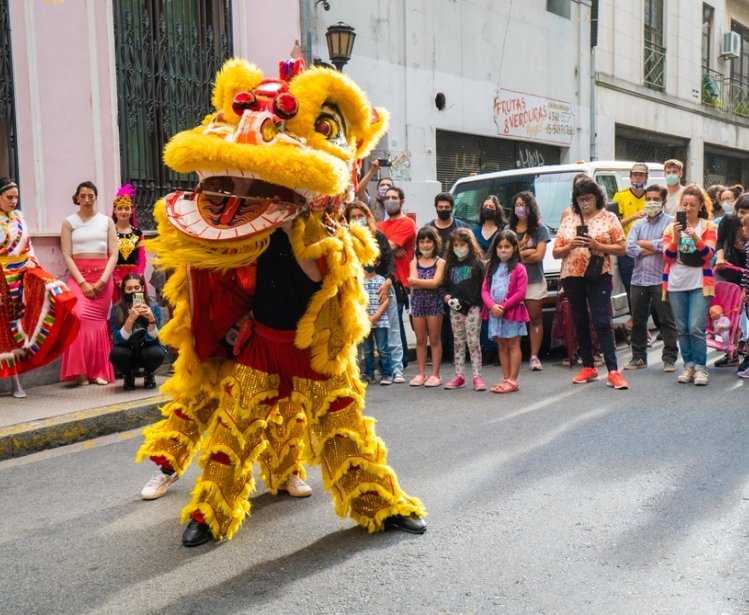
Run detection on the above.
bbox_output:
[643,0,665,91]
[113,0,233,229]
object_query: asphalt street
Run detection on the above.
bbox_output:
[2,346,748,614]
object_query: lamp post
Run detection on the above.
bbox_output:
[325,22,356,71]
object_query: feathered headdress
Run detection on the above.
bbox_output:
[112,183,139,227]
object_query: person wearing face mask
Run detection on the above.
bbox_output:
[622,185,678,372]
[109,273,166,390]
[428,192,468,364]
[355,158,392,222]
[553,179,628,390]
[508,191,550,371]
[377,186,417,369]
[663,159,685,216]
[471,195,506,256]
[345,201,404,383]
[613,163,649,336]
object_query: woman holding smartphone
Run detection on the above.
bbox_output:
[662,184,717,386]
[109,273,165,390]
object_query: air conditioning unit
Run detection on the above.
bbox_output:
[719,31,741,59]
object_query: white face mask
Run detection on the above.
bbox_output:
[723,201,736,210]
[497,252,513,262]
[420,248,434,258]
[453,246,469,259]
[644,200,663,217]
[350,217,368,227]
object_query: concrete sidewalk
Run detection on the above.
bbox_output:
[0,376,168,461]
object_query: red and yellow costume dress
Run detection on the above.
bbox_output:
[0,210,79,378]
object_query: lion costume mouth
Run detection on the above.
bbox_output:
[165,173,309,241]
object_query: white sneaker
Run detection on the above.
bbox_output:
[693,368,709,386]
[280,474,312,498]
[12,386,27,399]
[392,371,405,384]
[141,472,179,500]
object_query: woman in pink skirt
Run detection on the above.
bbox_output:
[60,181,118,385]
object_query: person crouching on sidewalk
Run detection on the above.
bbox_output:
[109,274,166,390]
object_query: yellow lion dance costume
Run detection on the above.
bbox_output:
[136,57,426,546]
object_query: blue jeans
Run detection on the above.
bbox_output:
[385,286,404,372]
[361,327,393,378]
[667,288,710,368]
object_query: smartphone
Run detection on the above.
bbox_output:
[133,292,145,305]
[676,211,687,229]
[576,225,588,237]
[377,158,392,167]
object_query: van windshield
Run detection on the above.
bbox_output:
[452,170,586,234]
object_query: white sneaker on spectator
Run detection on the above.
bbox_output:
[280,474,312,497]
[392,371,405,384]
[141,472,179,500]
[693,368,709,386]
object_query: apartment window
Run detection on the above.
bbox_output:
[643,0,665,91]
[702,4,713,70]
[730,21,749,116]
[546,0,570,19]
[113,0,233,229]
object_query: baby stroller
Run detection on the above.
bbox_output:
[706,280,745,360]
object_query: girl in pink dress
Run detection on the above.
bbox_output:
[60,181,118,385]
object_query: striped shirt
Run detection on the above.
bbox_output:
[662,219,717,299]
[625,212,673,287]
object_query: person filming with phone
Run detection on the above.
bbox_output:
[109,273,166,390]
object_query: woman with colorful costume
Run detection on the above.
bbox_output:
[111,183,147,303]
[136,58,427,546]
[60,181,118,385]
[0,177,79,398]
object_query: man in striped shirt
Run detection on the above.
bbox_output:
[623,185,679,372]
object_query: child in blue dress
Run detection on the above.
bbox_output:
[481,230,529,393]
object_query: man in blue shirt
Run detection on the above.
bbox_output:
[623,185,678,372]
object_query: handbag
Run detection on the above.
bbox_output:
[127,319,148,350]
[579,213,605,282]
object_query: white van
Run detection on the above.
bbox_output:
[449,161,666,317]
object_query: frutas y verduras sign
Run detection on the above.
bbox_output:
[493,89,576,147]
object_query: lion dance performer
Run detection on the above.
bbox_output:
[136,58,427,546]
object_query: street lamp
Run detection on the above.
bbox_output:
[325,22,356,71]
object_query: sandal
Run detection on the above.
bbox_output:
[490,379,520,394]
[424,375,442,387]
[409,375,426,386]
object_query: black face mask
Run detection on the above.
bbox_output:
[436,210,452,221]
[123,292,135,302]
[482,208,496,220]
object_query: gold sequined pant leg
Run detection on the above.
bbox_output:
[256,398,307,493]
[295,373,426,533]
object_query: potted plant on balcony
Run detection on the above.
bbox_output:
[702,73,721,108]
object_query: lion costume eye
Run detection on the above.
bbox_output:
[314,105,348,148]
[315,116,339,139]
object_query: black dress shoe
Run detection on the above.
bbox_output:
[182,519,213,547]
[383,514,427,534]
[143,372,156,389]
[123,374,136,391]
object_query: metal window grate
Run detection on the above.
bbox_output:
[113,0,233,229]
[0,0,19,183]
[643,39,665,91]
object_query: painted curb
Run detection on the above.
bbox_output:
[0,395,169,461]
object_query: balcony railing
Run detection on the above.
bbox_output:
[702,69,749,117]
[644,39,665,91]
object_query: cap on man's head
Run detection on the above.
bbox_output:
[630,163,649,174]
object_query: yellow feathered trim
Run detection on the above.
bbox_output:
[180,478,254,541]
[286,67,390,161]
[211,58,265,123]
[290,217,373,375]
[350,496,427,534]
